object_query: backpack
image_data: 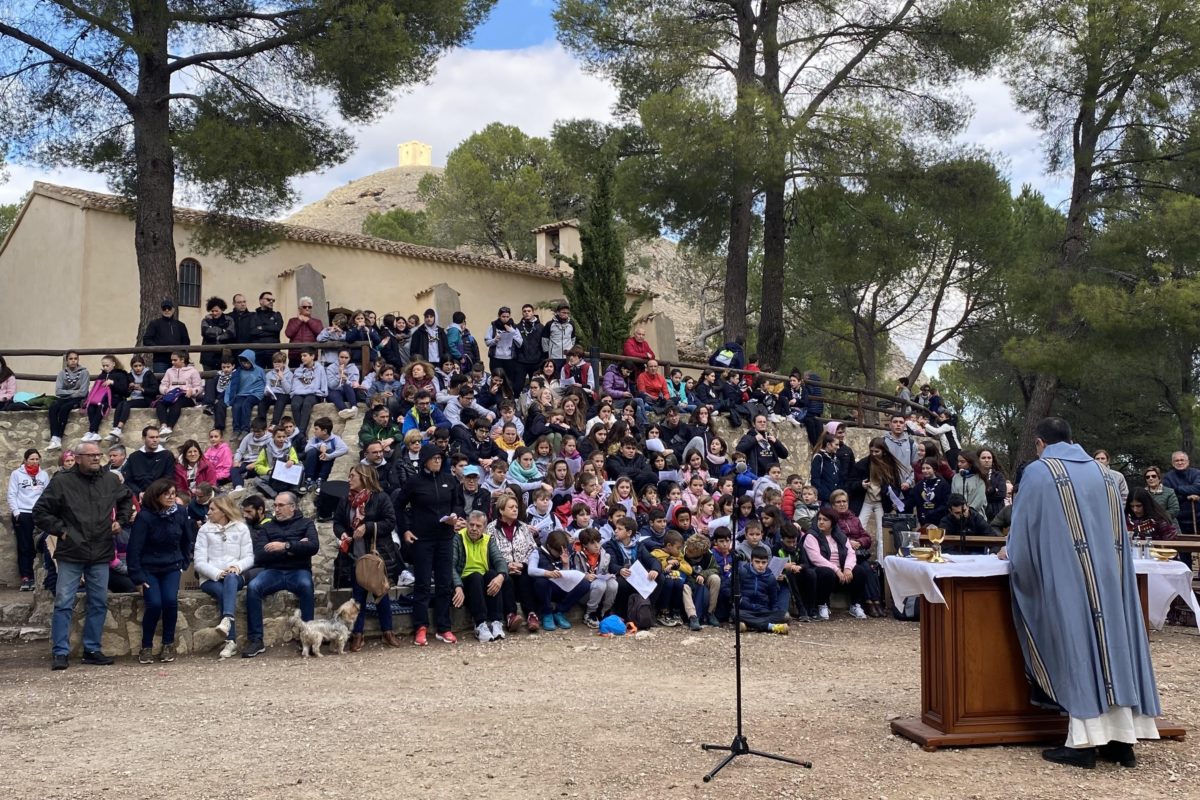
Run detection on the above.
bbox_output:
[626,593,655,630]
[892,595,920,621]
[354,528,391,599]
[712,348,735,367]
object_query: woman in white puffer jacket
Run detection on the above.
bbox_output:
[194,494,255,659]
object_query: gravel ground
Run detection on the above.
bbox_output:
[1,618,1196,800]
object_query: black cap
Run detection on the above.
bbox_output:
[161,298,175,309]
[419,443,442,464]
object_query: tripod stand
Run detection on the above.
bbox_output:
[701,556,812,782]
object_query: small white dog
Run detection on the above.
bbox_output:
[292,599,360,657]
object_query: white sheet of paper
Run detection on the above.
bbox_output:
[551,569,586,592]
[271,460,303,486]
[628,561,657,599]
[768,556,788,578]
[887,485,906,513]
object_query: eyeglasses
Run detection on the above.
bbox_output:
[300,305,312,309]
[263,297,275,303]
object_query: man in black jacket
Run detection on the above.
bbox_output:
[33,441,134,670]
[391,443,464,644]
[241,491,319,657]
[248,291,284,368]
[737,414,790,474]
[514,304,544,386]
[409,308,449,365]
[124,426,175,496]
[604,437,657,493]
[941,493,993,554]
[142,298,191,373]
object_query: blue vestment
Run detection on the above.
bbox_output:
[1008,442,1160,721]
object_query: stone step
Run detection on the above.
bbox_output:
[0,626,50,643]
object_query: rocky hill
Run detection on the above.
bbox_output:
[285,165,443,233]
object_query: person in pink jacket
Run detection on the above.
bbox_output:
[203,428,242,489]
[156,351,203,437]
[802,507,867,621]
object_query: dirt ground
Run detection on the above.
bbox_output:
[0,618,1197,800]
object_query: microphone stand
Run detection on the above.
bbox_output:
[701,552,812,782]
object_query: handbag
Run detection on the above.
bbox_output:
[354,525,391,599]
[156,387,184,406]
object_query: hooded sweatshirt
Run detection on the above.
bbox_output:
[55,365,90,399]
[235,431,273,466]
[225,350,266,402]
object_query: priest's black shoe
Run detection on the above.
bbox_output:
[1042,746,1096,769]
[1098,741,1136,768]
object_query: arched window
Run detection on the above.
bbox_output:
[178,258,201,307]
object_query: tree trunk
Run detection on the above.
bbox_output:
[721,1,761,344]
[756,0,786,371]
[131,1,178,347]
[1014,124,1097,463]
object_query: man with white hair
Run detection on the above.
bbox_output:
[285,295,323,367]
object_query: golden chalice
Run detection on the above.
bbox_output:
[926,526,947,563]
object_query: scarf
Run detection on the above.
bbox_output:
[507,460,542,483]
[350,489,371,530]
[266,440,292,462]
[156,503,179,519]
[24,464,39,478]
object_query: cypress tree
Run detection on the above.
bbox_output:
[559,160,644,353]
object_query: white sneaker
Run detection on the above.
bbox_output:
[227,486,246,499]
[47,436,61,450]
[337,408,355,420]
[81,432,97,442]
[218,640,238,659]
[489,620,505,640]
[818,604,830,620]
[769,414,785,423]
[217,616,233,635]
[849,603,868,620]
[106,428,122,441]
[475,622,493,643]
[159,425,173,436]
[788,416,803,427]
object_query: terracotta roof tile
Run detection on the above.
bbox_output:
[30,182,571,281]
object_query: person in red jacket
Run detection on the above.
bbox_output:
[636,359,670,414]
[622,327,656,377]
[284,296,323,367]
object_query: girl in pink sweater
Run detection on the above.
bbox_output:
[803,507,868,621]
[203,428,240,488]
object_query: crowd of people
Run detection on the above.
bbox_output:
[3,291,1194,668]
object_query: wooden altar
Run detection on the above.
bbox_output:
[890,573,1187,751]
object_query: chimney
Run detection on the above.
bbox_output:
[532,219,582,269]
[398,141,433,167]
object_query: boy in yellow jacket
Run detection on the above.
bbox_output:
[649,530,693,628]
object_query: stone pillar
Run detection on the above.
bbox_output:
[651,313,678,362]
[431,283,461,324]
[293,264,328,324]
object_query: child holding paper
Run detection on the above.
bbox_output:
[570,527,617,627]
[527,530,590,631]
[710,527,736,622]
[251,427,300,498]
[603,517,661,620]
[683,533,721,628]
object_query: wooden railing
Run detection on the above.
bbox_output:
[4,342,374,384]
[4,340,921,433]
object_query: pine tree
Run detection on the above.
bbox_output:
[559,160,644,353]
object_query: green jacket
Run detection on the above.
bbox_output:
[358,419,403,449]
[451,529,509,587]
[1148,485,1181,520]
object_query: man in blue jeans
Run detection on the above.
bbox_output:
[33,440,134,670]
[242,491,319,657]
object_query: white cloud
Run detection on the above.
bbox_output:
[956,74,1070,209]
[287,43,619,212]
[0,43,618,212]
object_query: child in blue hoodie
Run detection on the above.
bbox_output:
[224,349,265,439]
[739,545,788,634]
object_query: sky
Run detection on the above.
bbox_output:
[0,0,1069,213]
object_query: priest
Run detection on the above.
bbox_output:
[1002,417,1160,769]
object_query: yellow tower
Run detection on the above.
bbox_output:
[397,141,433,167]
